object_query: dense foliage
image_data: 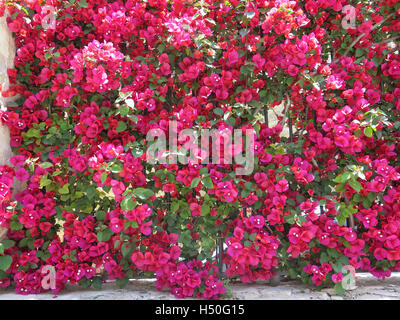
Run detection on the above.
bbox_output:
[0,0,399,298]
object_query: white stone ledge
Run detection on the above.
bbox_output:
[0,273,400,300]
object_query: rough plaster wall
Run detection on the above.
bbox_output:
[266,103,290,138]
[0,12,16,241]
[0,13,15,166]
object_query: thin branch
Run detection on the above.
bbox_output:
[349,214,355,229]
[373,35,400,46]
[311,158,318,168]
[343,194,355,229]
[334,13,395,62]
[279,94,291,129]
[254,103,264,116]
[264,108,269,127]
[299,104,309,137]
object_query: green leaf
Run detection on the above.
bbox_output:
[97,228,114,242]
[121,194,136,211]
[86,186,96,200]
[336,213,347,226]
[0,256,12,272]
[96,211,106,221]
[133,188,154,200]
[286,77,294,85]
[288,268,298,279]
[241,189,250,198]
[355,48,364,58]
[25,128,41,138]
[320,252,328,263]
[36,250,50,261]
[338,255,349,265]
[116,121,128,133]
[110,163,123,173]
[6,100,22,107]
[126,220,138,229]
[364,127,373,137]
[119,105,129,117]
[101,172,107,183]
[213,108,224,116]
[202,176,214,189]
[201,204,210,216]
[121,243,133,257]
[296,194,306,203]
[361,198,372,209]
[92,277,102,290]
[131,147,143,158]
[333,172,351,183]
[354,129,362,137]
[79,277,91,288]
[335,183,346,192]
[116,277,129,289]
[253,201,262,210]
[128,114,138,123]
[70,249,77,262]
[0,240,15,255]
[78,0,88,7]
[40,176,52,188]
[332,261,343,273]
[349,179,362,193]
[58,183,69,195]
[367,192,377,202]
[334,282,345,296]
[10,221,23,231]
[225,117,236,126]
[190,177,201,188]
[171,201,179,212]
[41,162,53,169]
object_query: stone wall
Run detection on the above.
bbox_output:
[0,12,16,241]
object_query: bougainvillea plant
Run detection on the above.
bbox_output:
[0,0,399,298]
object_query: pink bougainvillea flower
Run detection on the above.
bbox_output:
[15,168,29,181]
[275,179,289,193]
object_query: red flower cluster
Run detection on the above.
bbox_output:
[0,0,399,298]
[224,215,280,282]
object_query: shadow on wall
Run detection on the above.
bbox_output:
[0,12,17,241]
[0,12,16,164]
